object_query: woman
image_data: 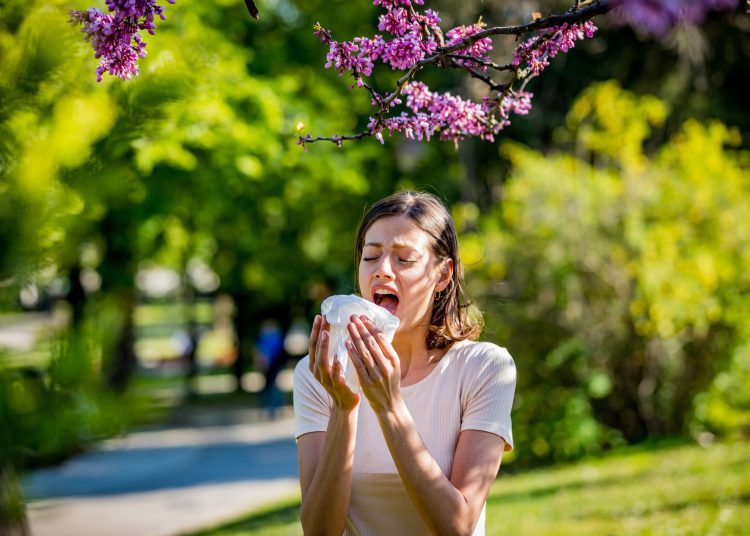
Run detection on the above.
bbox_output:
[294,191,516,535]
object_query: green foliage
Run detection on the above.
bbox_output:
[0,0,415,477]
[0,327,156,470]
[0,0,113,281]
[467,81,750,464]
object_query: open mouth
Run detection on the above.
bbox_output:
[373,288,399,315]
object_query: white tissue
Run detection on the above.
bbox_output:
[320,294,400,390]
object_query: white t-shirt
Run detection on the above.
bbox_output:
[294,339,516,536]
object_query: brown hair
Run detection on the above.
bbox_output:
[354,191,483,349]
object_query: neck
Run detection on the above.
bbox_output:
[392,322,432,374]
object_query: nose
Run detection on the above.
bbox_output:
[373,254,395,280]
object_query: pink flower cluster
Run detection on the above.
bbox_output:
[317,0,443,82]
[445,24,493,69]
[71,0,175,81]
[105,0,172,33]
[513,21,598,76]
[612,0,739,37]
[369,82,534,144]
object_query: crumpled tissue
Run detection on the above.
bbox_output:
[320,294,400,390]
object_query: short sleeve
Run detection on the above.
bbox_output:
[460,344,516,451]
[293,356,332,440]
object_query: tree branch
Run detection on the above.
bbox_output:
[438,0,612,55]
[447,60,506,91]
[446,54,515,72]
[297,131,373,147]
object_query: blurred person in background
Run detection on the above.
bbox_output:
[254,319,286,413]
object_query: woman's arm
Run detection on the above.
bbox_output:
[347,315,505,535]
[298,408,357,536]
[377,408,504,536]
[297,316,360,536]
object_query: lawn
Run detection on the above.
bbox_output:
[194,439,749,536]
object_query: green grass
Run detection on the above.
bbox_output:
[194,439,750,536]
[193,496,302,536]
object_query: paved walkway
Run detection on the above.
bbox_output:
[23,406,300,536]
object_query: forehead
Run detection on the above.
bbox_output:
[363,215,432,251]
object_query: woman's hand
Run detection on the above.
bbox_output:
[346,314,402,415]
[309,314,360,412]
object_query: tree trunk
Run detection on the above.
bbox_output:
[105,288,137,392]
[232,293,256,392]
[97,208,138,393]
[0,464,30,536]
[183,277,199,398]
[67,263,87,329]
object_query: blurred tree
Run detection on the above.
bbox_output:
[466,81,749,464]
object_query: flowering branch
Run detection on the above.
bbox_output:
[439,0,610,52]
[298,0,610,149]
[298,0,743,148]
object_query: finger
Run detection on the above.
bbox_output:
[360,315,398,367]
[348,322,384,383]
[331,359,352,390]
[352,316,385,372]
[359,316,386,363]
[369,343,391,378]
[347,340,374,383]
[309,315,321,373]
[332,359,360,404]
[316,330,333,389]
[348,317,375,370]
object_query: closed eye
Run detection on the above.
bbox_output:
[362,256,416,264]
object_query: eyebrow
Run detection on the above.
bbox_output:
[363,241,413,250]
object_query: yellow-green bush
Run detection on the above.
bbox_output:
[466,81,750,465]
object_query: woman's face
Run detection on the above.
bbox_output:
[358,215,451,335]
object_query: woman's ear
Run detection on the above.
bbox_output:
[436,259,454,293]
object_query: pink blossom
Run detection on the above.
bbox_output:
[70,8,145,81]
[382,32,426,69]
[356,35,386,61]
[501,91,533,116]
[326,40,375,77]
[378,8,415,36]
[71,0,174,81]
[421,9,441,29]
[513,21,598,76]
[446,24,493,69]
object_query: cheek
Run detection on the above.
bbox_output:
[404,267,437,301]
[358,263,369,291]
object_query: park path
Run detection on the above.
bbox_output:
[23,406,300,536]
